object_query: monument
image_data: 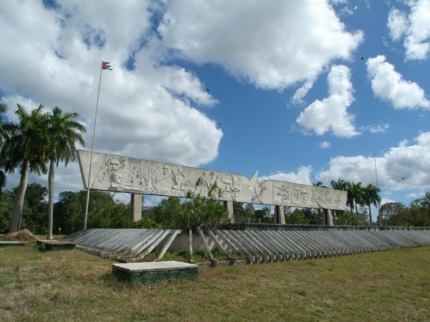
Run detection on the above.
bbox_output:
[77,150,347,225]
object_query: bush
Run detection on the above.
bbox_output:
[129,217,164,229]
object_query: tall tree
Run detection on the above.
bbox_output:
[313,181,326,188]
[330,178,347,191]
[2,104,49,232]
[18,183,48,234]
[313,181,325,224]
[45,107,85,239]
[331,178,347,222]
[347,181,363,213]
[363,184,381,226]
[0,104,8,193]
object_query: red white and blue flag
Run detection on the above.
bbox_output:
[102,61,112,70]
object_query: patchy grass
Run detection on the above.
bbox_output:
[0,243,429,321]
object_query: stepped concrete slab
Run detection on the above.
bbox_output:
[36,240,76,251]
[69,228,430,264]
[112,261,198,283]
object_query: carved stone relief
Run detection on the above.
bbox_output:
[78,150,348,210]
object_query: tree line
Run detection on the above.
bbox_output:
[378,193,430,227]
[0,181,429,235]
[0,185,130,235]
[0,103,428,234]
[0,103,85,238]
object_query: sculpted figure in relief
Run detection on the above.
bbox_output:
[102,158,126,190]
[171,168,186,192]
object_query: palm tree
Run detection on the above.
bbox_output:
[313,181,326,224]
[331,178,347,224]
[330,178,347,191]
[313,181,326,188]
[2,104,49,232]
[0,104,8,193]
[45,107,85,239]
[347,181,363,213]
[363,184,381,226]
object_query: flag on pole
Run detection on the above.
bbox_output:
[102,61,112,70]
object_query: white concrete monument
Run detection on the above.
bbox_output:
[77,150,347,213]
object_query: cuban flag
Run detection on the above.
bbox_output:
[102,61,112,70]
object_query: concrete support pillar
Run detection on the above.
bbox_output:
[223,201,234,222]
[129,193,142,223]
[327,209,333,226]
[323,209,334,226]
[274,205,285,224]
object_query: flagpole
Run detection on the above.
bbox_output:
[84,61,104,229]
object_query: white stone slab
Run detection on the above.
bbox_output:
[113,261,198,272]
[0,241,28,245]
[78,150,347,209]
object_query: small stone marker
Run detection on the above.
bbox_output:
[112,261,198,283]
[36,240,76,251]
[0,241,28,247]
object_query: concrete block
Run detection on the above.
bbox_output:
[37,240,75,251]
[112,261,198,283]
[0,241,28,247]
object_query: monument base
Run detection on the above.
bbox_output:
[0,241,27,247]
[112,261,198,283]
[37,240,76,251]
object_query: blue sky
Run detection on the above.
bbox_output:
[0,0,429,211]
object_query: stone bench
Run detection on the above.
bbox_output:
[0,241,28,247]
[36,240,76,251]
[112,261,198,283]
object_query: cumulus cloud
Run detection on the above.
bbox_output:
[366,55,430,109]
[296,65,359,138]
[387,1,430,60]
[291,79,316,104]
[0,0,222,171]
[158,0,363,90]
[317,131,430,191]
[387,8,409,41]
[259,166,313,185]
[320,141,331,149]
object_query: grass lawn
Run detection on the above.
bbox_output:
[0,243,429,321]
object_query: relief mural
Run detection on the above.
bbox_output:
[78,150,347,210]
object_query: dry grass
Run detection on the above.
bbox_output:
[0,243,429,321]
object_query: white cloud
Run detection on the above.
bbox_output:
[317,131,430,191]
[291,79,315,104]
[259,166,313,186]
[380,198,396,206]
[320,141,331,149]
[150,196,168,203]
[405,0,430,60]
[0,0,222,172]
[113,193,132,204]
[406,192,419,199]
[387,1,430,60]
[387,7,409,41]
[366,55,430,109]
[158,0,363,90]
[143,199,153,208]
[361,123,390,133]
[296,65,360,138]
[399,139,408,147]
